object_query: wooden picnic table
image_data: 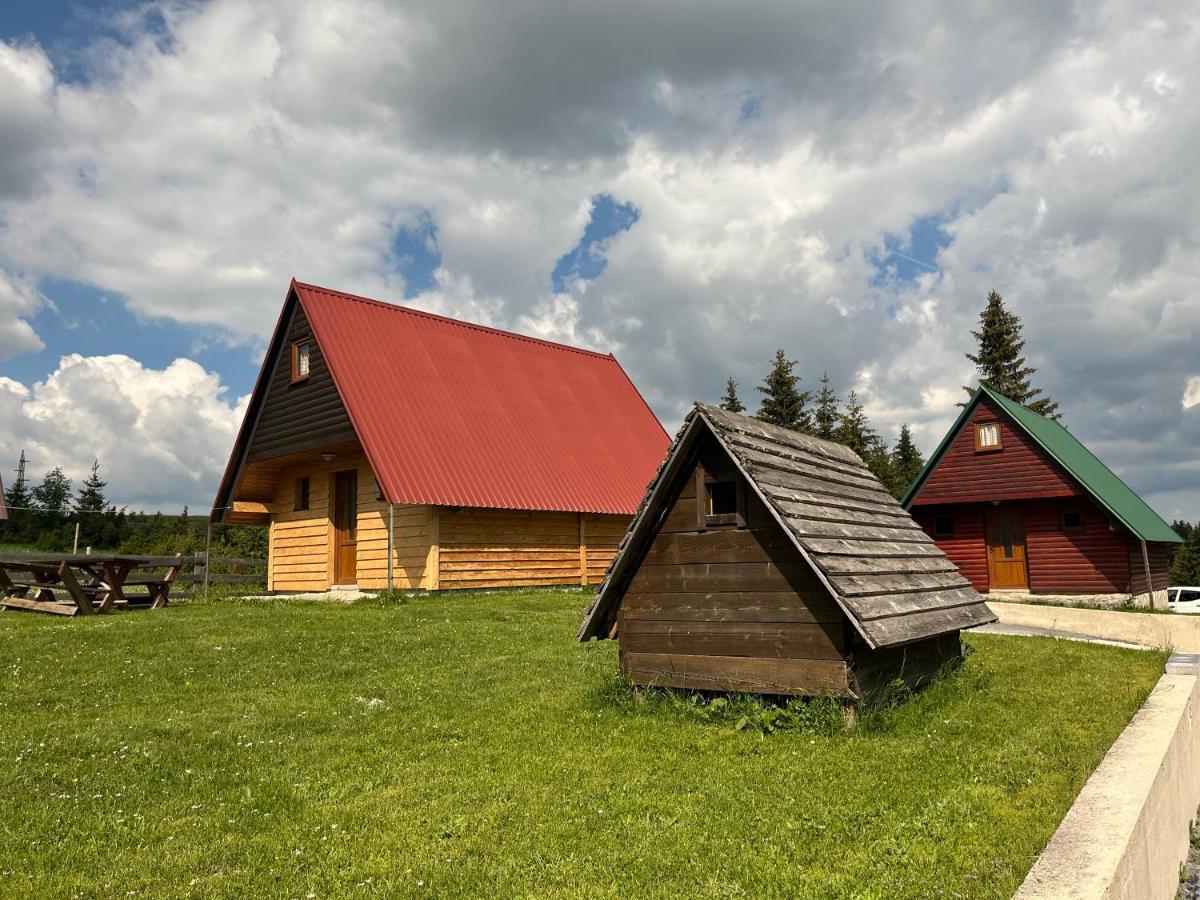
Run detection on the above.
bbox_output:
[0,554,182,616]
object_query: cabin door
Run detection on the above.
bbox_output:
[985,508,1028,590]
[332,469,358,585]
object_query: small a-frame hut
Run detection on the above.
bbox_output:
[579,404,995,698]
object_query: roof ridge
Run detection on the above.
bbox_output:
[292,280,617,361]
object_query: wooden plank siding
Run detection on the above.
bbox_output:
[915,498,1136,595]
[267,450,431,592]
[246,301,357,464]
[911,395,1083,506]
[1128,541,1171,596]
[437,508,628,590]
[618,450,853,696]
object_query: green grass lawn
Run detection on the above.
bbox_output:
[0,590,1165,898]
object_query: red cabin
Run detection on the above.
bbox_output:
[903,386,1181,606]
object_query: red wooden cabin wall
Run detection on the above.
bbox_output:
[912,397,1082,506]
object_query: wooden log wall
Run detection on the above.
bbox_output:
[267,450,431,591]
[912,396,1083,505]
[916,498,1133,595]
[912,504,989,592]
[618,443,853,697]
[437,508,628,590]
[1128,541,1171,596]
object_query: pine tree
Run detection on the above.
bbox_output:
[719,377,745,413]
[889,424,925,498]
[74,460,108,514]
[862,435,893,491]
[963,290,1060,419]
[813,372,839,441]
[835,390,874,458]
[1169,528,1200,586]
[755,350,811,431]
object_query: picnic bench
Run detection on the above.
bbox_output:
[0,554,183,616]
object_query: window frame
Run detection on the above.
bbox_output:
[294,476,311,512]
[290,340,311,383]
[1059,509,1084,534]
[974,421,1002,452]
[695,467,745,529]
[932,513,954,538]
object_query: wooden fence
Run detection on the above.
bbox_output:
[0,552,266,600]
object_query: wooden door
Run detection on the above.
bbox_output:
[332,470,358,585]
[985,508,1028,590]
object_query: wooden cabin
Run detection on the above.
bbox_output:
[578,404,995,699]
[903,386,1182,605]
[210,280,669,592]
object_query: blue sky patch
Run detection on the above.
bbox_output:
[740,95,763,121]
[871,214,952,286]
[4,277,260,396]
[551,194,639,293]
[391,212,442,298]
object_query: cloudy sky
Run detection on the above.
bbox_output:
[1,0,1199,518]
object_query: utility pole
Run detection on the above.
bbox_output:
[14,450,26,492]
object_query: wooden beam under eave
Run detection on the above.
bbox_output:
[423,506,440,591]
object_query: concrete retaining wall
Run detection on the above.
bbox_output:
[1016,672,1200,899]
[990,600,1200,652]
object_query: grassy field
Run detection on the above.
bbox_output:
[0,590,1165,898]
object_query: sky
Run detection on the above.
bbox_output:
[1,0,1199,519]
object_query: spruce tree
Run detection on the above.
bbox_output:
[1169,528,1200,586]
[862,435,893,491]
[755,350,811,431]
[32,468,72,514]
[963,290,1060,419]
[813,372,839,440]
[719,377,745,413]
[889,424,925,498]
[74,460,109,514]
[834,390,874,458]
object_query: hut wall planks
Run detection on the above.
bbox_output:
[617,450,852,696]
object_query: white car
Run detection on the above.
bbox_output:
[1168,587,1200,613]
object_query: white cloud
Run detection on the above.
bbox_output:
[0,270,46,360]
[1185,376,1200,410]
[0,355,247,510]
[0,0,1199,514]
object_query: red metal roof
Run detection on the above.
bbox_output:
[293,281,668,514]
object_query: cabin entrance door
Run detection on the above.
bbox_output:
[985,508,1028,591]
[332,469,358,585]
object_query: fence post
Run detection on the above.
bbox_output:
[194,551,207,596]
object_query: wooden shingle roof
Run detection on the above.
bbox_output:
[580,403,995,649]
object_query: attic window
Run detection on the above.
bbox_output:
[291,340,310,383]
[294,476,311,511]
[974,421,1001,452]
[1060,510,1084,533]
[702,476,743,528]
[933,514,954,538]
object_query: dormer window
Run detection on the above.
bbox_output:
[291,340,310,383]
[974,421,1001,452]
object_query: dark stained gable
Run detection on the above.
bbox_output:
[581,403,995,649]
[245,298,356,463]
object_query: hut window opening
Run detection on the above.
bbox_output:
[974,421,1001,451]
[704,478,742,527]
[294,476,311,511]
[291,340,310,382]
[1060,510,1084,533]
[933,514,954,537]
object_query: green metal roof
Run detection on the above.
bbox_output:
[902,385,1182,544]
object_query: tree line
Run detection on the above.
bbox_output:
[1,451,266,558]
[719,289,1060,499]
